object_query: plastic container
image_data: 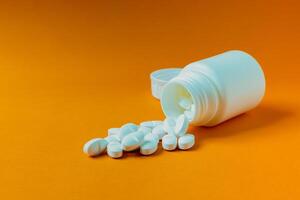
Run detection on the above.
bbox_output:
[150,68,181,99]
[161,50,266,127]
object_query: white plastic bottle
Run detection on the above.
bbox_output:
[161,50,266,126]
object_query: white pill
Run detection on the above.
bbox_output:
[119,123,138,140]
[190,104,195,112]
[105,134,121,143]
[83,138,108,156]
[174,114,189,137]
[140,121,153,128]
[162,134,177,151]
[184,104,196,121]
[178,134,195,150]
[178,97,192,110]
[140,140,158,155]
[138,126,152,135]
[184,110,194,121]
[144,133,159,144]
[152,120,163,126]
[152,124,166,140]
[185,104,196,120]
[107,128,120,136]
[163,117,176,135]
[121,131,144,151]
[140,120,163,129]
[107,141,123,158]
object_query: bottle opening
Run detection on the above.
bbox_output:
[161,81,196,122]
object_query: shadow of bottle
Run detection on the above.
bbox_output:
[190,104,294,149]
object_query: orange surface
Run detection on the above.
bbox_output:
[0,1,300,200]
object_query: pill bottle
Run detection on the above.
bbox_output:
[160,50,266,126]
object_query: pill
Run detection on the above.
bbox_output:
[185,104,196,121]
[119,123,138,140]
[184,104,196,121]
[162,134,177,151]
[121,130,144,151]
[174,114,189,137]
[105,134,121,143]
[140,120,163,129]
[152,120,163,126]
[178,134,195,150]
[184,110,193,121]
[190,104,195,112]
[138,126,152,135]
[140,140,158,155]
[144,133,159,144]
[178,97,192,110]
[163,117,176,135]
[83,138,108,156]
[108,128,120,136]
[107,141,123,158]
[152,124,166,140]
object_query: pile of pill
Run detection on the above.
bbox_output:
[83,98,196,158]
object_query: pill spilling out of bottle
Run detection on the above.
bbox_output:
[83,50,266,159]
[83,98,196,159]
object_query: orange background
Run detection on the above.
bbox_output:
[0,1,299,200]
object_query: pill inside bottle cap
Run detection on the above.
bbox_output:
[150,68,182,100]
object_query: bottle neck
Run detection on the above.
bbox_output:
[162,70,219,126]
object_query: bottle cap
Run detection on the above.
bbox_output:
[150,68,181,99]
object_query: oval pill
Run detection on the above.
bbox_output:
[140,140,158,155]
[184,110,193,121]
[83,138,108,156]
[119,123,138,140]
[190,104,195,112]
[178,97,192,110]
[162,134,177,151]
[174,114,189,137]
[121,131,144,151]
[163,117,176,135]
[144,133,159,144]
[105,134,121,143]
[108,128,120,136]
[185,104,196,121]
[178,134,195,150]
[152,120,163,126]
[140,120,163,129]
[107,141,123,158]
[152,124,166,140]
[138,126,152,135]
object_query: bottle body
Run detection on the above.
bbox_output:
[161,50,265,126]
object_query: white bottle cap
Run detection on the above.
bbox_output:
[150,68,182,99]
